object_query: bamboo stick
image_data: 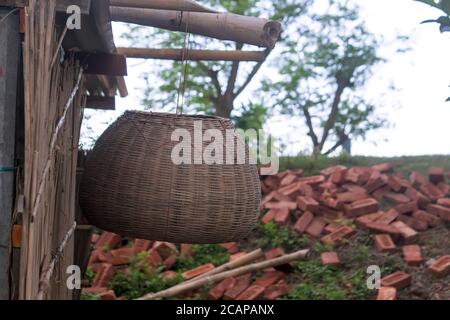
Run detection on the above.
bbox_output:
[110,0,218,13]
[137,249,309,300]
[110,7,282,49]
[117,47,267,61]
[185,249,264,283]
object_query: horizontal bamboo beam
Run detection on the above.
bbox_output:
[110,7,282,49]
[110,0,217,13]
[117,47,267,61]
[86,96,116,110]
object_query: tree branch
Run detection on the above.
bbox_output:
[197,61,222,97]
[302,104,319,147]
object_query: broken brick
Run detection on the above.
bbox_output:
[180,244,193,259]
[305,217,327,238]
[365,222,401,237]
[208,278,236,300]
[420,183,445,201]
[224,274,251,300]
[321,226,355,245]
[147,249,163,267]
[297,196,319,213]
[397,215,428,231]
[377,287,397,300]
[261,209,276,225]
[99,290,117,300]
[321,252,340,267]
[94,232,121,250]
[344,198,378,217]
[374,234,396,253]
[182,263,215,280]
[428,256,450,278]
[92,263,114,288]
[133,239,153,254]
[402,245,423,266]
[253,271,284,288]
[376,209,399,225]
[264,281,292,300]
[219,242,239,254]
[153,242,178,260]
[412,210,441,227]
[391,221,419,244]
[355,211,385,228]
[236,285,265,300]
[274,207,290,225]
[387,175,409,192]
[265,248,285,260]
[294,211,314,234]
[394,201,418,215]
[405,187,430,210]
[381,271,411,290]
[110,247,135,266]
[364,171,387,193]
[163,254,177,270]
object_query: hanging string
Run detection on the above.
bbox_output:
[176,12,191,116]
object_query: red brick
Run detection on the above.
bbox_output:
[391,221,419,244]
[324,224,340,234]
[321,226,355,245]
[182,263,215,280]
[274,207,290,225]
[94,232,121,250]
[376,209,399,225]
[377,287,397,300]
[318,182,338,193]
[344,198,378,217]
[384,193,411,204]
[261,209,276,225]
[163,254,177,270]
[405,187,430,209]
[410,171,427,188]
[336,192,368,203]
[253,271,284,288]
[381,271,411,290]
[280,173,297,186]
[365,222,401,237]
[229,252,247,262]
[90,263,103,274]
[97,250,113,264]
[180,244,193,259]
[219,242,239,254]
[394,201,418,215]
[387,176,409,192]
[397,215,428,231]
[342,184,367,194]
[402,245,423,266]
[320,206,343,220]
[161,270,178,282]
[320,195,342,210]
[429,167,445,184]
[305,217,327,238]
[427,204,450,221]
[110,247,135,266]
[224,274,251,300]
[420,183,445,201]
[412,210,441,227]
[264,281,292,300]
[321,165,347,177]
[437,182,450,195]
[344,168,362,184]
[236,285,265,300]
[82,287,108,295]
[428,256,450,278]
[298,175,325,186]
[321,252,340,267]
[92,263,114,288]
[99,290,117,300]
[437,198,450,208]
[372,163,395,173]
[294,211,314,234]
[298,183,315,197]
[372,186,391,201]
[152,242,178,260]
[208,278,236,300]
[364,171,387,193]
[278,182,301,197]
[147,249,163,267]
[264,201,297,210]
[297,196,319,213]
[88,249,101,266]
[133,239,153,254]
[330,168,347,184]
[265,248,285,260]
[374,234,396,253]
[355,211,384,228]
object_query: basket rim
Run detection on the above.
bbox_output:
[123,110,230,122]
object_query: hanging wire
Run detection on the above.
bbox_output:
[0,8,19,26]
[175,12,191,116]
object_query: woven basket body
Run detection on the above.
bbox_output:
[80,111,261,243]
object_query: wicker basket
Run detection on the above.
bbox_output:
[79,111,261,244]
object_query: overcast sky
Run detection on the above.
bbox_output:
[81,0,450,157]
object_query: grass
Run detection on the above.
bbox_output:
[175,244,230,272]
[280,154,450,176]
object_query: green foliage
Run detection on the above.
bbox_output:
[175,244,230,271]
[257,221,310,249]
[109,252,183,299]
[85,267,95,286]
[80,292,100,300]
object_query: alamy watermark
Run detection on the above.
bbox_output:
[170,121,279,175]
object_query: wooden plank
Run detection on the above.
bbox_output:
[117,47,267,62]
[86,96,116,110]
[0,0,28,7]
[74,52,128,76]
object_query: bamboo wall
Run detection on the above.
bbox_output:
[20,0,85,299]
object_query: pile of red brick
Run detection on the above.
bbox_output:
[83,233,292,300]
[261,164,450,299]
[83,164,450,300]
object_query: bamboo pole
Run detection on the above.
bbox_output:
[186,249,264,283]
[110,0,218,13]
[137,249,309,300]
[117,47,267,61]
[110,7,282,49]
